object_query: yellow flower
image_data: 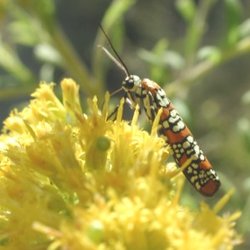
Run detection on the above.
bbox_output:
[0,79,241,249]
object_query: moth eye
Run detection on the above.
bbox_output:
[125,79,134,89]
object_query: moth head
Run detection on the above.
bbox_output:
[122,75,141,91]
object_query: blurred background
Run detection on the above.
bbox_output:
[0,0,250,249]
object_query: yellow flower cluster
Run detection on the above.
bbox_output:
[0,79,241,249]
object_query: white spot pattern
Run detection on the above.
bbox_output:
[120,76,220,196]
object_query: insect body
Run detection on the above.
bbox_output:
[99,25,220,196]
[122,75,220,196]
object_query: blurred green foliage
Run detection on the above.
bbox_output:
[1,0,250,249]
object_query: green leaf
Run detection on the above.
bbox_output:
[241,90,250,105]
[16,0,55,28]
[138,39,184,84]
[0,38,34,83]
[7,2,51,46]
[197,46,221,63]
[34,43,63,66]
[237,118,250,152]
[9,19,46,46]
[238,18,250,40]
[138,48,184,69]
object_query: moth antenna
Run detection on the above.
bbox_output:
[98,46,128,77]
[110,87,123,96]
[99,24,130,77]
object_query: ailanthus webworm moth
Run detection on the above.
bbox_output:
[100,25,220,196]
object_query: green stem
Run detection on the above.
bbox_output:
[0,85,36,100]
[92,0,136,85]
[185,0,217,63]
[23,0,104,97]
[48,23,102,97]
[166,37,250,95]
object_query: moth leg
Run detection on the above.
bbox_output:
[107,93,128,121]
[143,91,157,120]
[107,105,120,120]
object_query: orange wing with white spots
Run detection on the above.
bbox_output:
[140,79,220,196]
